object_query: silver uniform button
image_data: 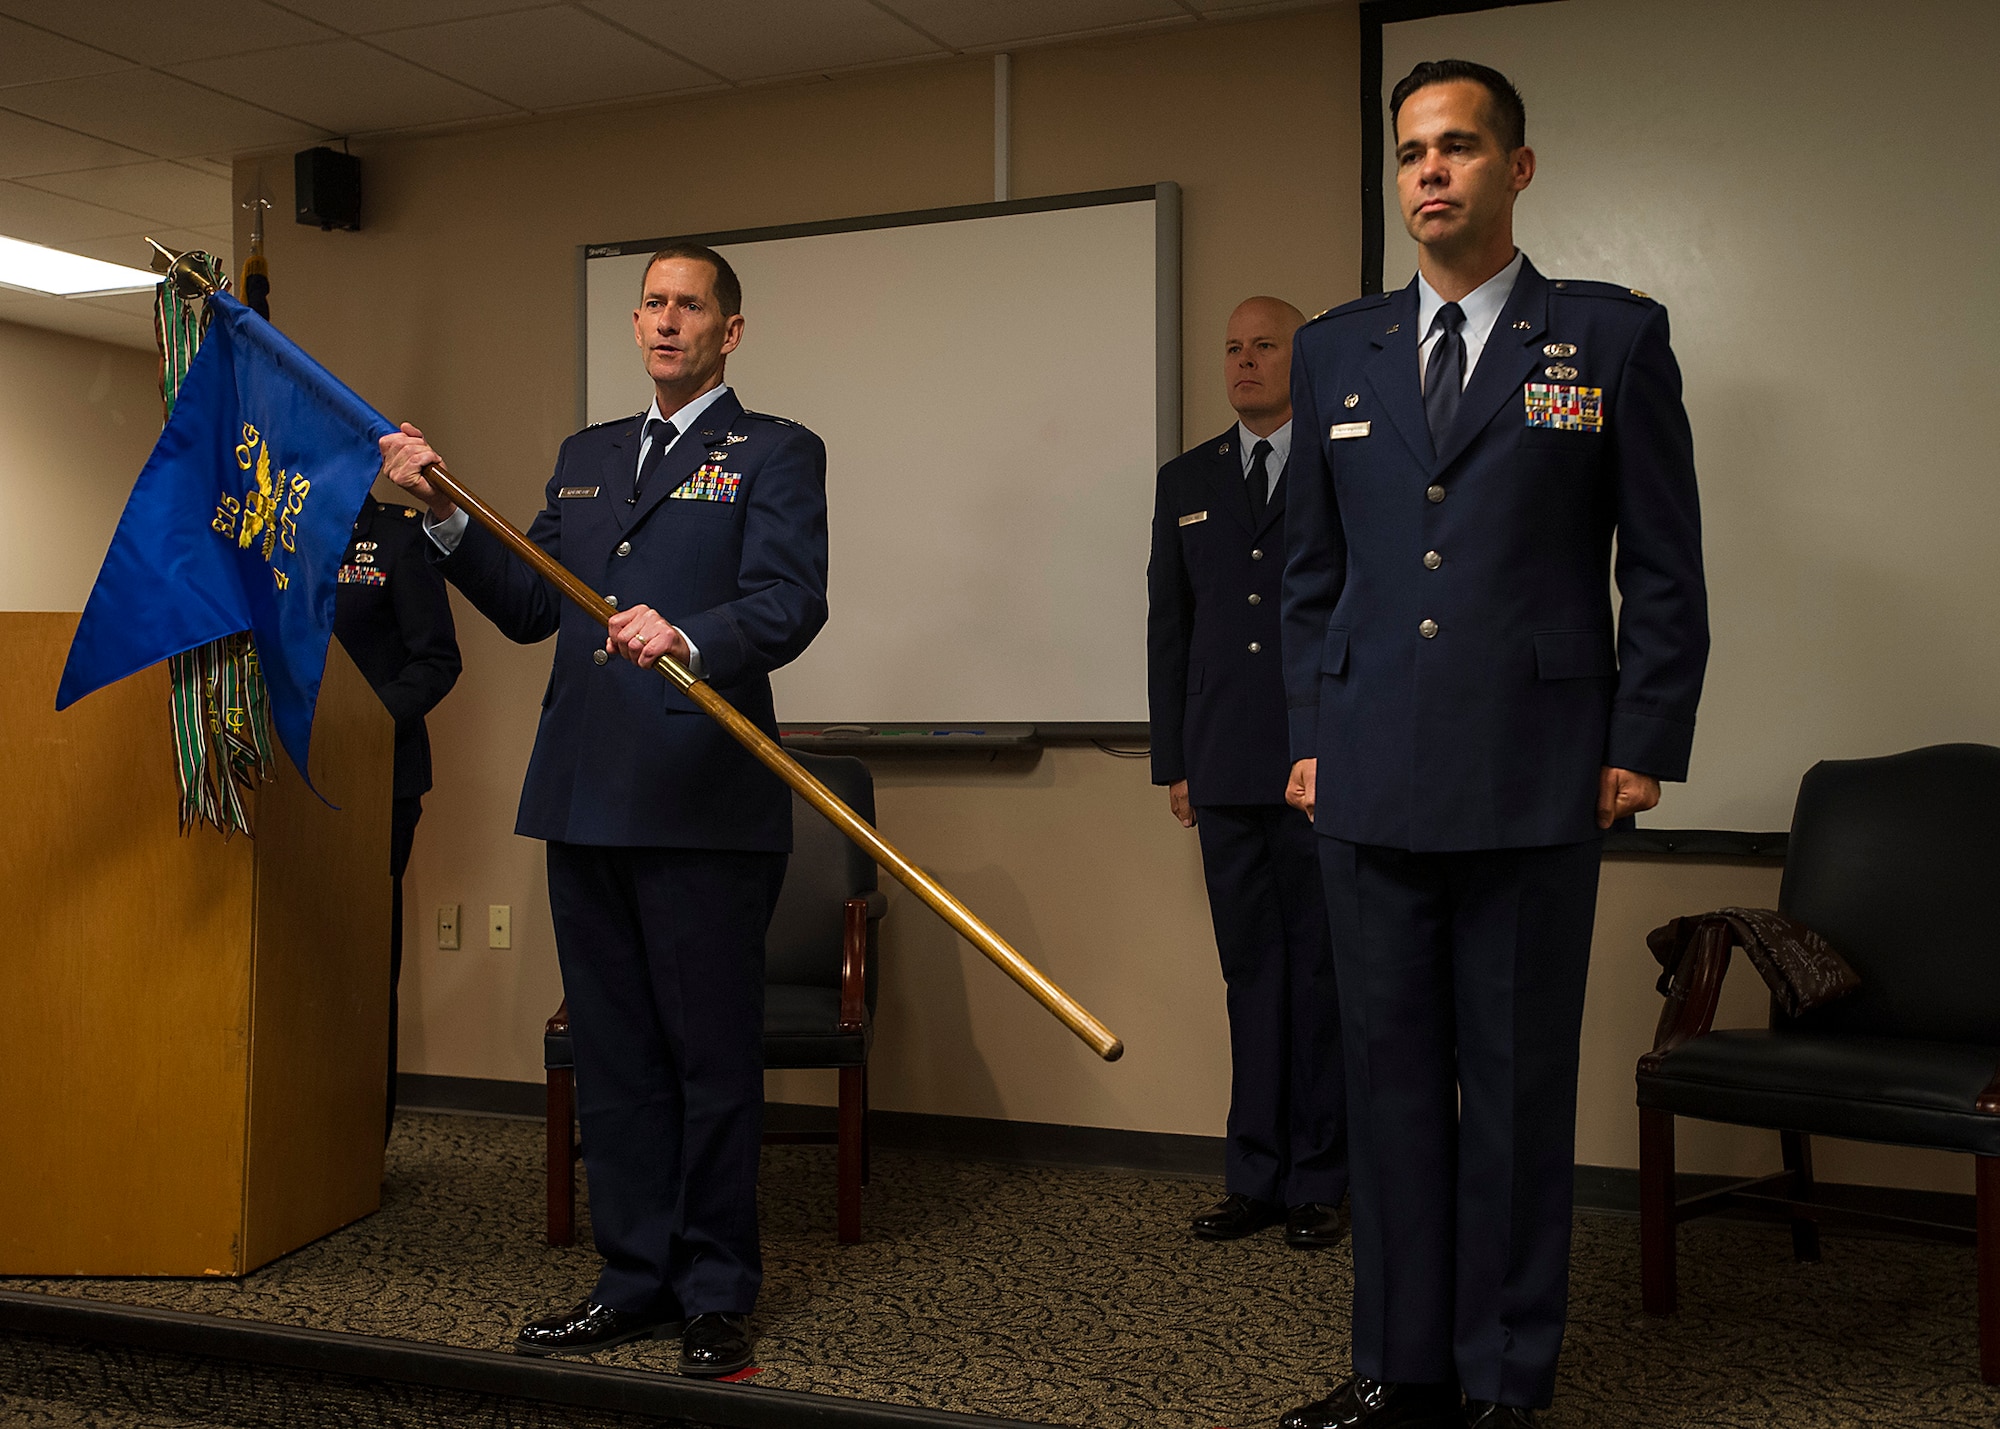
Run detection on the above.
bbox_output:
[1247,593,1262,605]
[1248,641,1262,653]
[1419,619,1439,639]
[1426,484,1446,504]
[616,540,632,556]
[605,594,619,609]
[592,648,609,665]
[1424,550,1442,570]
[1250,548,1264,560]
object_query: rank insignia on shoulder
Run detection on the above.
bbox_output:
[1178,511,1208,526]
[558,486,601,499]
[1524,383,1603,432]
[1328,421,1371,440]
[402,507,417,518]
[670,466,742,503]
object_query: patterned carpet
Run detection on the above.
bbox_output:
[4,1111,1996,1428]
[0,1330,676,1429]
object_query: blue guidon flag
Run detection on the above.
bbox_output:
[57,291,394,785]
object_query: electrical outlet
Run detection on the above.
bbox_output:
[489,904,511,949]
[437,904,460,950]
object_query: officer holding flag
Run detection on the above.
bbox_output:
[378,242,828,1378]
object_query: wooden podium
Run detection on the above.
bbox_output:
[0,612,394,1276]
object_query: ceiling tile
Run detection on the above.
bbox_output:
[0,179,153,244]
[59,230,163,264]
[0,14,133,88]
[874,0,1186,49]
[0,287,155,348]
[0,0,334,64]
[71,287,156,318]
[171,38,514,135]
[21,160,234,230]
[0,70,326,158]
[580,0,940,82]
[0,108,150,178]
[64,226,230,269]
[374,6,718,110]
[1179,0,1332,11]
[278,0,550,34]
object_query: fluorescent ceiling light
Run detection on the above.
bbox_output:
[0,234,160,298]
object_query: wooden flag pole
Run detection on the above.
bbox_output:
[149,243,1121,1060]
[420,458,1125,1063]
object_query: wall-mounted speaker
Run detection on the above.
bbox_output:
[295,147,361,231]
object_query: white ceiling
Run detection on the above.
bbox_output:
[0,0,1332,349]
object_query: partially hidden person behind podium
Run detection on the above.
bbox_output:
[1147,296,1348,1251]
[1276,62,1708,1428]
[378,243,828,1379]
[332,497,461,1144]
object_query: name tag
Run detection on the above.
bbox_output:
[1328,421,1371,440]
[1178,511,1208,527]
[558,485,600,498]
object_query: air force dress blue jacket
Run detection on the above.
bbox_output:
[1280,259,1709,851]
[334,499,461,800]
[1148,429,1293,806]
[437,389,828,853]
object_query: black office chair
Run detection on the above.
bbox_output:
[1636,743,2000,1383]
[545,750,887,1246]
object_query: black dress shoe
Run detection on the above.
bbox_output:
[679,1311,754,1377]
[1464,1403,1538,1428]
[515,1298,680,1356]
[1278,1377,1462,1429]
[1286,1200,1350,1248]
[1191,1191,1285,1240]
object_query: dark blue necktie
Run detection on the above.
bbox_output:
[1423,301,1466,452]
[1246,438,1272,523]
[630,416,677,504]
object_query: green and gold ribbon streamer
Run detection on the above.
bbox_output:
[155,250,275,837]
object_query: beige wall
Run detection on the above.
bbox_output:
[0,320,160,612]
[224,5,1964,1196]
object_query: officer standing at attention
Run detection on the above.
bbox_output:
[378,243,828,1379]
[333,497,461,1141]
[1276,61,1708,1429]
[1148,296,1348,1250]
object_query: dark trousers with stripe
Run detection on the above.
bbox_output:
[1317,836,1602,1409]
[1196,803,1348,1207]
[547,841,786,1318]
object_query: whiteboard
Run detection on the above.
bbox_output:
[1378,0,2000,832]
[583,188,1177,727]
